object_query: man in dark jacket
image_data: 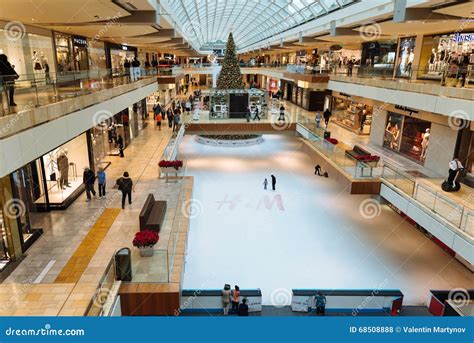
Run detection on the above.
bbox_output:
[238,298,249,316]
[323,109,331,128]
[83,167,96,202]
[0,54,19,106]
[117,171,133,209]
[271,174,276,191]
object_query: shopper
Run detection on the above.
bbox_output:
[117,135,124,158]
[173,110,180,132]
[97,167,106,199]
[117,172,133,209]
[447,157,463,188]
[0,54,19,106]
[155,111,162,130]
[123,59,131,80]
[263,178,268,190]
[222,284,231,316]
[323,109,331,128]
[231,285,240,314]
[131,57,141,81]
[83,167,96,202]
[185,100,191,115]
[167,108,174,128]
[271,175,276,191]
[253,107,261,121]
[238,298,249,316]
[314,164,322,176]
[279,104,285,121]
[315,111,322,129]
[314,292,327,316]
[245,106,251,122]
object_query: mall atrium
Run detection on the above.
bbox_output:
[0,0,472,318]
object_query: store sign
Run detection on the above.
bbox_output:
[73,37,87,47]
[122,45,128,51]
[452,33,474,42]
[395,105,418,115]
[330,44,343,51]
[340,92,351,98]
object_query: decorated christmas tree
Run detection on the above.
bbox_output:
[217,32,244,89]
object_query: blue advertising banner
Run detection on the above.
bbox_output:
[0,317,472,343]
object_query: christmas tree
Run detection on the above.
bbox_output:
[217,32,244,89]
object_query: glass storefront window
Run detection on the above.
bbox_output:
[333,97,373,135]
[41,133,89,204]
[87,40,107,70]
[396,37,416,78]
[110,48,136,75]
[0,196,10,265]
[54,32,74,72]
[384,112,403,151]
[400,117,431,163]
[91,122,112,171]
[72,36,89,71]
[360,40,398,75]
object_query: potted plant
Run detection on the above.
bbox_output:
[132,230,159,257]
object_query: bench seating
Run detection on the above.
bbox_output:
[345,145,371,160]
[139,194,167,233]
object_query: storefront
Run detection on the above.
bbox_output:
[396,37,416,78]
[106,43,137,75]
[332,95,373,135]
[417,32,473,87]
[360,40,398,75]
[54,32,75,72]
[0,24,55,83]
[87,39,107,71]
[383,110,432,164]
[72,36,89,71]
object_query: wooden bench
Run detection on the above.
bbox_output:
[345,145,371,160]
[345,145,379,177]
[139,194,167,233]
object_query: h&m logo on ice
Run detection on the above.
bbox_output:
[216,194,285,211]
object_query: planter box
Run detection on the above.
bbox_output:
[160,167,181,174]
[139,246,154,257]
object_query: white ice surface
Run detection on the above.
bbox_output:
[180,135,473,305]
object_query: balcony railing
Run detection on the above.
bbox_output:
[381,163,473,238]
[0,66,168,117]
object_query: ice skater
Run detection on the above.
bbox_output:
[271,174,276,191]
[314,164,322,176]
[263,178,268,190]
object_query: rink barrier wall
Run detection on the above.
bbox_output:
[291,289,403,315]
[180,289,262,313]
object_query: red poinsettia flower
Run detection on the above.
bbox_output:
[325,137,339,145]
[159,160,183,169]
[133,230,159,248]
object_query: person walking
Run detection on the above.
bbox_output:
[0,54,19,106]
[155,111,162,130]
[131,57,141,81]
[271,175,276,191]
[167,108,174,128]
[222,284,231,316]
[245,106,251,122]
[323,109,331,128]
[123,59,131,80]
[315,111,322,129]
[83,167,96,202]
[238,298,249,316]
[253,107,261,121]
[279,104,286,122]
[117,172,133,209]
[263,178,268,190]
[97,167,106,199]
[173,110,180,132]
[231,285,240,314]
[314,165,322,176]
[116,135,124,158]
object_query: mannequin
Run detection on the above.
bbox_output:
[57,149,70,190]
[421,128,430,161]
[40,52,50,83]
[428,48,437,73]
[32,50,43,83]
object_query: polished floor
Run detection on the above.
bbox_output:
[180,134,473,306]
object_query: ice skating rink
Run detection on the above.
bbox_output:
[179,135,473,305]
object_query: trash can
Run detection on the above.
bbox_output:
[324,131,331,139]
[115,247,132,281]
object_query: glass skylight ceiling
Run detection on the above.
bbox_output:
[162,0,355,51]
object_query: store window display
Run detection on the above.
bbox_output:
[360,40,398,75]
[383,113,403,151]
[399,117,432,162]
[419,33,474,86]
[54,32,74,72]
[333,97,373,135]
[41,133,90,205]
[396,37,416,78]
[73,36,89,71]
[88,40,107,71]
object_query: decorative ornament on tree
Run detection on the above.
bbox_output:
[217,32,244,89]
